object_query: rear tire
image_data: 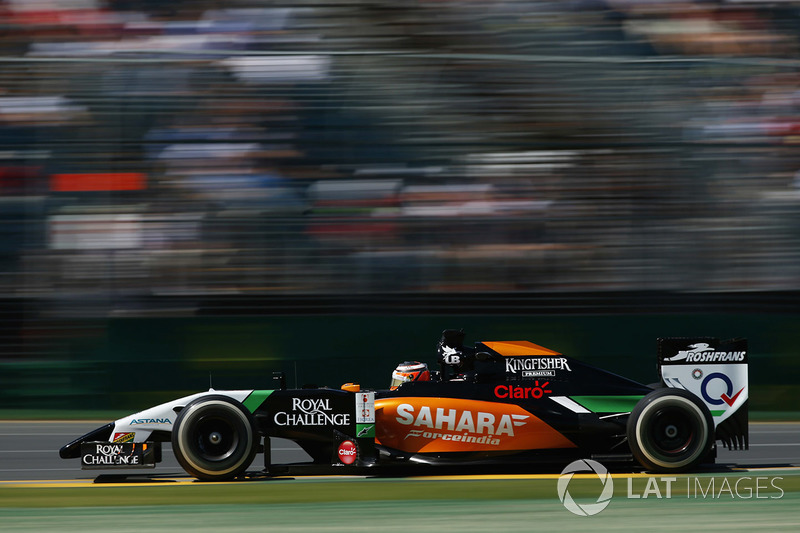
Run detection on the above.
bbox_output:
[627,388,714,473]
[172,395,258,481]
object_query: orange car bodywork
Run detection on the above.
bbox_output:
[375,396,576,453]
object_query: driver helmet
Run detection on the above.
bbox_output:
[390,361,430,390]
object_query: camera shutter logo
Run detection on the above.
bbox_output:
[557,459,614,516]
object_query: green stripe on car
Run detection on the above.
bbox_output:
[242,390,274,413]
[570,395,645,413]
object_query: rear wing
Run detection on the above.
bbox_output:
[658,337,748,451]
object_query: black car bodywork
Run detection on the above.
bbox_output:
[60,332,749,480]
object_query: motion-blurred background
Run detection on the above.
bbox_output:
[1,0,799,414]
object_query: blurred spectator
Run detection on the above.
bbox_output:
[0,0,800,301]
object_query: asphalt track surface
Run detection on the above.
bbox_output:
[1,420,798,482]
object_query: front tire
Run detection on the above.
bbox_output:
[627,388,714,473]
[172,395,258,481]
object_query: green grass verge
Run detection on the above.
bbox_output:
[2,497,797,533]
[1,473,798,508]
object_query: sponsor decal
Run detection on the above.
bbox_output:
[274,398,351,426]
[396,403,528,440]
[375,397,576,453]
[664,342,746,364]
[441,346,461,365]
[523,370,555,377]
[494,381,552,400]
[701,372,745,407]
[356,424,375,438]
[404,429,504,446]
[337,440,357,465]
[82,443,147,466]
[661,361,748,423]
[355,392,375,424]
[112,432,135,443]
[129,418,171,425]
[505,357,571,375]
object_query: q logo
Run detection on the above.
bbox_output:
[701,372,744,407]
[557,459,614,516]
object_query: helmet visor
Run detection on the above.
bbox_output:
[391,371,415,389]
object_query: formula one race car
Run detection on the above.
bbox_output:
[60,331,749,480]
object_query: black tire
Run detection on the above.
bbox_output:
[172,395,258,481]
[627,388,714,473]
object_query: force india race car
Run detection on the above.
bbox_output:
[59,331,749,481]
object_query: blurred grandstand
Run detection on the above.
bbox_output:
[2,1,800,408]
